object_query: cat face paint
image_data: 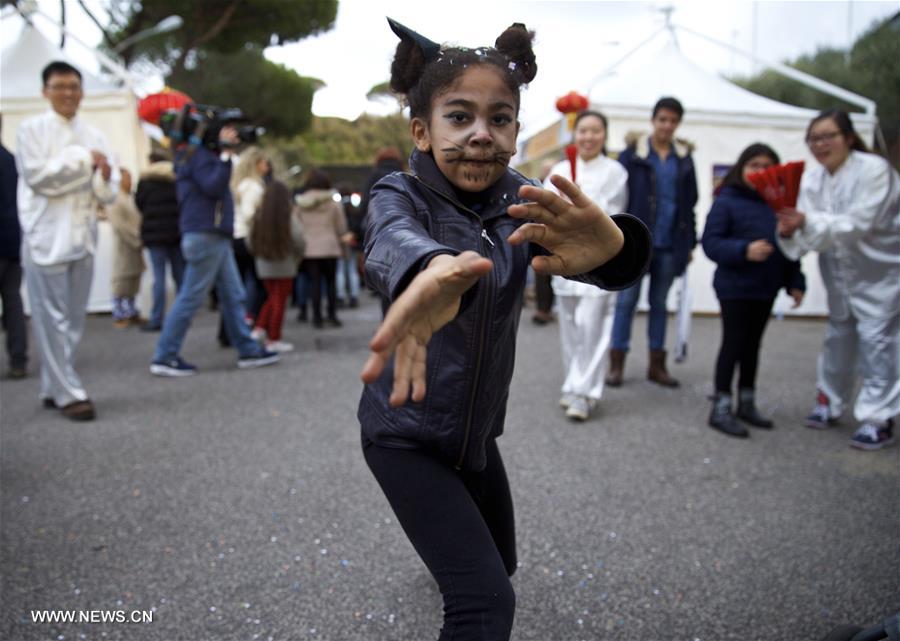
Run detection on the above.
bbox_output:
[411,66,519,193]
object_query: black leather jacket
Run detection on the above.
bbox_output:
[358,150,651,471]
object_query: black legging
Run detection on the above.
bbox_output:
[363,437,517,641]
[714,298,775,393]
[304,257,338,322]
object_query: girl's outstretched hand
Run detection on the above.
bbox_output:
[506,174,624,275]
[360,251,492,407]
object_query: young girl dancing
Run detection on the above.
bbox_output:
[246,181,305,352]
[357,19,651,640]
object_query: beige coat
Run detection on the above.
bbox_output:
[107,191,145,297]
[295,189,346,258]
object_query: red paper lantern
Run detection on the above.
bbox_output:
[138,88,194,125]
[555,91,589,131]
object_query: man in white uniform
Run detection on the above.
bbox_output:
[16,61,118,421]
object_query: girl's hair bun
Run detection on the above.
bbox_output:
[495,23,537,84]
[390,39,427,95]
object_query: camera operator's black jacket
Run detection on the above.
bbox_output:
[358,150,651,471]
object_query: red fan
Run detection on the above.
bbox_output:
[138,88,194,125]
[565,144,578,183]
[746,161,805,210]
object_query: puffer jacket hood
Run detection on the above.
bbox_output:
[623,130,695,157]
[295,188,337,210]
[358,149,651,471]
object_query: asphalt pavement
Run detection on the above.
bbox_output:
[1,293,898,641]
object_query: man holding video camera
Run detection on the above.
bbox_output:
[150,124,279,376]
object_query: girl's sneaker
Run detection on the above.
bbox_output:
[559,393,577,409]
[250,327,267,342]
[565,396,596,422]
[266,340,294,353]
[804,390,838,429]
[849,419,894,451]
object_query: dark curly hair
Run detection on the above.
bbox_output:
[389,23,537,121]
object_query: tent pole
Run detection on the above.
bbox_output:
[673,22,876,116]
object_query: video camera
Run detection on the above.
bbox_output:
[159,104,264,150]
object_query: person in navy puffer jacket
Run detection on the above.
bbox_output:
[702,143,805,438]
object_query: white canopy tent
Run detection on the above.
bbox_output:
[516,27,878,317]
[1,22,151,313]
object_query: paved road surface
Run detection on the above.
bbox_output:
[2,295,898,641]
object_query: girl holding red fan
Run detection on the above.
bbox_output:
[702,143,806,437]
[776,110,900,451]
[543,110,628,422]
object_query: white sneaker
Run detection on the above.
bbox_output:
[266,340,294,353]
[565,396,597,422]
[559,393,577,409]
[250,327,267,342]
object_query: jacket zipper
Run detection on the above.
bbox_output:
[410,175,496,469]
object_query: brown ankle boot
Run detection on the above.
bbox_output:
[648,349,679,387]
[606,349,626,387]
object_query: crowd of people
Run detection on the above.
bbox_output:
[0,38,897,640]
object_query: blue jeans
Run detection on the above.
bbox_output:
[336,249,360,300]
[611,249,678,351]
[154,233,263,362]
[147,244,185,328]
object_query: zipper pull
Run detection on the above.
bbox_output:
[481,228,495,248]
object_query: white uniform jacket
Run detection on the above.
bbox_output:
[16,109,119,267]
[544,154,629,297]
[776,151,899,321]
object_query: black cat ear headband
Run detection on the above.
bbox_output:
[387,17,441,62]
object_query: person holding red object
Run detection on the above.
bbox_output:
[246,181,305,352]
[702,143,805,438]
[776,109,899,451]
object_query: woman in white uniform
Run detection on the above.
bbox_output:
[776,109,899,450]
[544,110,628,421]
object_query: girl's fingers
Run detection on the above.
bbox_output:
[547,174,595,210]
[410,344,428,403]
[531,253,568,275]
[389,336,416,406]
[507,222,549,246]
[507,201,556,225]
[361,350,389,384]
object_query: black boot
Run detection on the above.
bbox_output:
[737,388,774,428]
[708,393,749,438]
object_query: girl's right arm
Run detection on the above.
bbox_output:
[701,200,750,267]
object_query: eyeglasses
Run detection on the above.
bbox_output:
[46,83,82,93]
[806,131,842,146]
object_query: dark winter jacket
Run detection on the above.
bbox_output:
[174,145,234,237]
[136,160,180,247]
[618,132,698,275]
[358,150,651,471]
[702,184,805,301]
[0,143,20,260]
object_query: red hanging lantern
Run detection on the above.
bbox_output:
[555,91,588,182]
[138,88,194,125]
[555,91,589,131]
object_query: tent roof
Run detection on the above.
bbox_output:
[589,35,819,121]
[1,24,121,99]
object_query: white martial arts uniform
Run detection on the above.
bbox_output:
[16,109,118,406]
[777,150,900,423]
[544,154,628,402]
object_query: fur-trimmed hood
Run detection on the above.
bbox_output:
[295,188,337,210]
[624,130,695,159]
[139,160,175,181]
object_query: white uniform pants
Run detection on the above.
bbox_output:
[557,292,616,401]
[817,312,900,423]
[23,252,93,407]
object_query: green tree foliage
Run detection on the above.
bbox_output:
[166,46,317,139]
[278,113,413,167]
[731,14,900,167]
[103,0,337,74]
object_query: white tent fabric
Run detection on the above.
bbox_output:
[517,31,878,317]
[1,24,151,313]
